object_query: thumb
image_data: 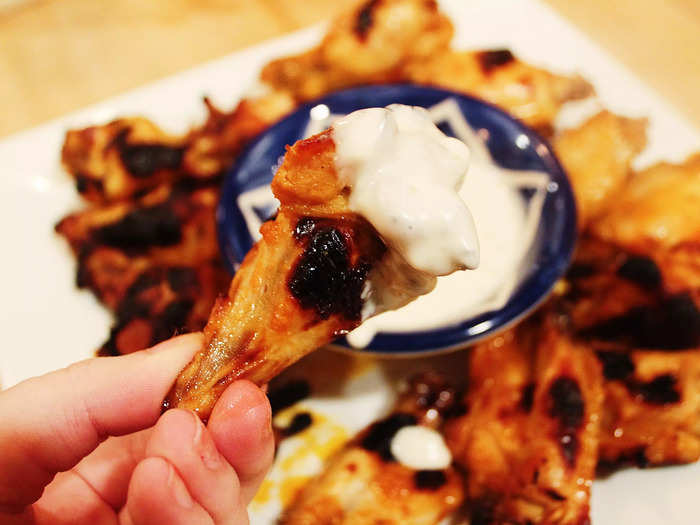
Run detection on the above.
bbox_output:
[0,332,202,513]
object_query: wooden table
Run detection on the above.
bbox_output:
[1,0,699,138]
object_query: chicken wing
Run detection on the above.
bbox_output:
[55,182,230,354]
[260,0,453,102]
[561,149,700,465]
[403,49,593,131]
[165,129,444,419]
[445,318,602,525]
[553,111,647,229]
[62,93,294,203]
[280,374,464,525]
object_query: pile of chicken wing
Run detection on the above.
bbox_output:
[55,0,700,523]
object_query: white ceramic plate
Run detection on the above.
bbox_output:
[1,0,699,523]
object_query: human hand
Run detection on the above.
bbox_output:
[0,333,274,524]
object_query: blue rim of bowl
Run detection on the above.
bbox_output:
[217,84,577,356]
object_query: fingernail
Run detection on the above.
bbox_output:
[190,411,223,470]
[167,462,194,508]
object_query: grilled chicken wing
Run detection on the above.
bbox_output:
[280,374,464,525]
[445,319,603,525]
[562,150,700,467]
[55,183,230,354]
[62,93,294,203]
[403,49,593,131]
[553,111,647,229]
[165,129,445,419]
[262,0,592,131]
[260,0,453,102]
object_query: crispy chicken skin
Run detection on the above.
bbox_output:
[165,131,392,419]
[445,319,603,525]
[553,111,647,229]
[261,0,453,102]
[281,374,464,525]
[62,93,294,203]
[403,49,593,130]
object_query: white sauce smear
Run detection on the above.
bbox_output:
[343,105,528,348]
[390,425,453,470]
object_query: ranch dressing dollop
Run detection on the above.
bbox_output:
[390,425,453,470]
[332,104,479,277]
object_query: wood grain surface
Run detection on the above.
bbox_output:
[1,0,699,138]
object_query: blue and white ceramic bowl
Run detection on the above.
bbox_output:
[218,85,577,356]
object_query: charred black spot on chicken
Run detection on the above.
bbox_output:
[414,470,447,490]
[566,262,596,280]
[545,489,566,501]
[470,499,497,525]
[93,204,182,251]
[166,267,198,292]
[96,267,203,355]
[616,254,662,289]
[293,216,318,240]
[476,49,515,74]
[598,447,652,473]
[150,299,194,343]
[548,377,584,467]
[628,374,681,405]
[354,0,380,40]
[282,412,314,437]
[75,173,104,196]
[115,130,184,178]
[581,293,700,350]
[117,270,162,319]
[595,351,635,381]
[361,413,417,462]
[268,380,311,415]
[288,226,371,320]
[519,383,535,412]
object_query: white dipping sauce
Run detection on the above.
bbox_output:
[342,105,528,348]
[390,425,453,470]
[332,104,479,276]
